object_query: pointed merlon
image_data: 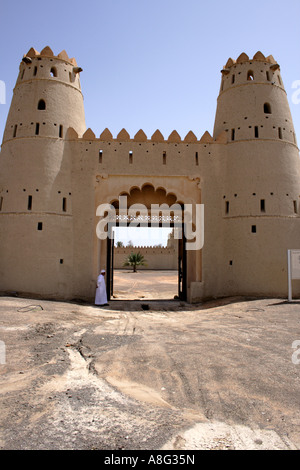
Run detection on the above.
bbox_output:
[151,129,164,142]
[225,58,235,68]
[58,50,69,61]
[184,131,197,143]
[100,128,113,141]
[236,53,249,64]
[65,127,78,140]
[69,58,78,66]
[40,46,54,57]
[266,55,276,64]
[168,130,181,143]
[199,131,213,143]
[117,128,130,141]
[26,47,39,58]
[134,129,148,142]
[253,51,265,61]
[82,128,95,140]
[215,131,227,144]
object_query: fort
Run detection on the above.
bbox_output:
[0,47,299,303]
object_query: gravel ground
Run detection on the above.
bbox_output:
[0,294,299,450]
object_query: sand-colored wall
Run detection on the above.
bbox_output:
[1,49,300,303]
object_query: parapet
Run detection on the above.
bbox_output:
[23,46,78,66]
[223,51,278,71]
[65,127,227,144]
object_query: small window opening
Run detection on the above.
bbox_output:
[28,195,32,211]
[278,127,283,140]
[35,123,40,135]
[38,99,46,110]
[195,152,199,166]
[232,74,235,84]
[231,129,235,141]
[62,197,67,212]
[266,71,271,81]
[60,259,64,264]
[225,201,229,214]
[293,201,298,214]
[129,151,133,164]
[33,66,37,77]
[260,199,265,212]
[264,103,272,114]
[254,126,259,138]
[59,125,63,138]
[37,222,43,231]
[247,71,254,81]
[50,67,57,78]
[13,125,17,138]
[69,72,72,83]
[251,225,257,233]
[99,150,103,164]
[163,151,167,165]
[229,260,233,266]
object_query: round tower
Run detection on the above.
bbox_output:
[0,46,86,298]
[213,51,300,297]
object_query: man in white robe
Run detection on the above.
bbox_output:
[95,270,108,306]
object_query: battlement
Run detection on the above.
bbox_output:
[23,46,78,67]
[223,51,278,70]
[66,127,228,144]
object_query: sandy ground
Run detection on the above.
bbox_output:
[0,279,300,450]
[113,269,178,300]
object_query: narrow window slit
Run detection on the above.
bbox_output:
[28,195,32,211]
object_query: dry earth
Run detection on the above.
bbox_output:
[0,273,300,450]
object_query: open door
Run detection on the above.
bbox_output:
[178,226,187,301]
[106,227,114,301]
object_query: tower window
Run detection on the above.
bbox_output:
[247,71,254,81]
[28,195,32,211]
[59,125,63,138]
[260,199,265,212]
[35,123,40,135]
[195,152,199,166]
[264,103,272,114]
[266,71,271,81]
[33,66,37,76]
[99,150,103,164]
[37,222,43,231]
[163,151,167,165]
[129,151,133,164]
[62,197,67,212]
[13,125,17,138]
[293,201,298,214]
[225,201,229,214]
[278,127,283,140]
[60,259,64,264]
[251,225,257,233]
[231,129,235,141]
[50,67,57,78]
[38,99,46,110]
[232,74,235,84]
[254,126,259,138]
[0,197,3,211]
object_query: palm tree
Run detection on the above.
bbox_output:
[123,252,147,273]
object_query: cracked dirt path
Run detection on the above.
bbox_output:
[0,296,299,450]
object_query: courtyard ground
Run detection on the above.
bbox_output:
[0,273,299,450]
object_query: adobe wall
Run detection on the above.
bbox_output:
[114,245,177,270]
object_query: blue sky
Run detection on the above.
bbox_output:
[0,0,299,246]
[0,0,299,141]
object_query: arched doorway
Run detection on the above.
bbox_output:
[104,184,187,301]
